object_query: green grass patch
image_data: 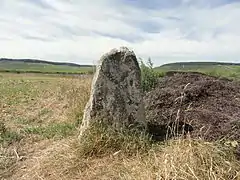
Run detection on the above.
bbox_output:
[0,122,22,145]
[22,123,77,139]
[0,78,45,106]
[0,131,22,145]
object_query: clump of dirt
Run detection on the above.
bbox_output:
[144,71,240,143]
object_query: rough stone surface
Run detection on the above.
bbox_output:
[79,47,146,136]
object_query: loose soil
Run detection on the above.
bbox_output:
[144,71,240,145]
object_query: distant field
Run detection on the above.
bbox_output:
[0,73,92,139]
[2,59,240,78]
[155,63,240,79]
[0,61,94,74]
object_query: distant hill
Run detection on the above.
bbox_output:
[0,58,94,74]
[0,58,92,68]
[157,62,240,69]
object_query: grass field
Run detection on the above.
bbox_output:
[0,73,92,178]
[0,61,94,74]
[0,73,240,180]
[155,64,240,79]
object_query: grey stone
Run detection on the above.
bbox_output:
[79,47,146,137]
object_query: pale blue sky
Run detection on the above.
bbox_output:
[0,0,239,65]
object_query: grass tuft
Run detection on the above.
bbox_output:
[150,138,240,180]
[0,122,22,145]
[77,122,153,157]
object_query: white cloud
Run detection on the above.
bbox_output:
[0,0,239,65]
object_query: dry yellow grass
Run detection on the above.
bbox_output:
[0,73,92,128]
[0,73,92,179]
[11,133,240,180]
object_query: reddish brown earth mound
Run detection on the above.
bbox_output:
[144,71,240,143]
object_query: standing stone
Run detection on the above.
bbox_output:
[79,47,146,137]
